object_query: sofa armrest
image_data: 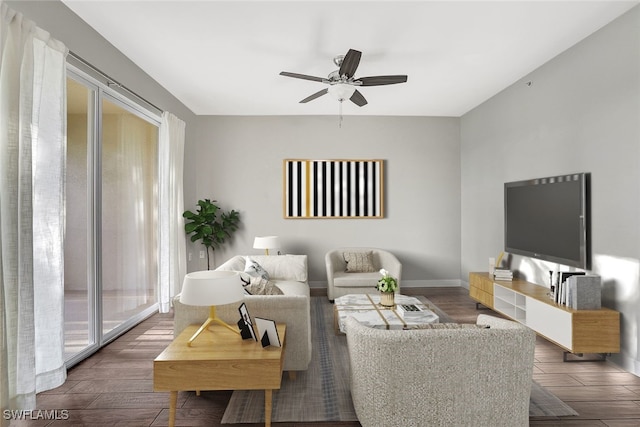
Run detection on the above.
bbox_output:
[325,250,346,285]
[375,250,402,284]
[216,255,246,272]
[173,293,312,371]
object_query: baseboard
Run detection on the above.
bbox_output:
[309,281,328,289]
[401,279,462,288]
[608,351,640,378]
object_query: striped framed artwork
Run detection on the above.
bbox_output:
[284,159,384,219]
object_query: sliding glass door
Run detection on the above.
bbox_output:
[64,68,160,365]
[65,76,96,361]
[101,96,159,337]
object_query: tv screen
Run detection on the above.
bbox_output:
[504,173,589,269]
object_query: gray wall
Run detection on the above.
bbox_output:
[461,7,640,374]
[190,116,461,287]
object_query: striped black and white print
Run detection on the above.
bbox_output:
[284,159,384,218]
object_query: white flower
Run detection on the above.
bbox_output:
[379,269,389,277]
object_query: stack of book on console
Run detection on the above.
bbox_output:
[396,304,424,319]
[493,269,513,281]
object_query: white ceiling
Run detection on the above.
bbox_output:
[62,1,638,117]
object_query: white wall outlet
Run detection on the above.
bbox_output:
[188,252,192,262]
[199,250,205,259]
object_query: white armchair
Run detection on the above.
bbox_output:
[325,247,402,301]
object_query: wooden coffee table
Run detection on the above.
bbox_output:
[154,323,286,427]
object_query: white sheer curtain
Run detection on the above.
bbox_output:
[0,2,67,410]
[102,112,158,312]
[158,112,186,313]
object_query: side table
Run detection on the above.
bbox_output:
[154,323,286,427]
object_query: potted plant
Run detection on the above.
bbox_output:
[183,199,240,269]
[376,268,398,307]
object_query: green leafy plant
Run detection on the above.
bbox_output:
[375,268,398,293]
[183,199,240,269]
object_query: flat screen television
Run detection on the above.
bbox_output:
[504,173,589,269]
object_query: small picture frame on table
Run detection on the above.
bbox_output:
[255,317,281,348]
[237,303,257,341]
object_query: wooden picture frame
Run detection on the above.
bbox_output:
[283,159,384,219]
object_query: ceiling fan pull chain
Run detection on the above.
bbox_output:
[339,100,343,128]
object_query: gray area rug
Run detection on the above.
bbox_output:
[222,295,577,423]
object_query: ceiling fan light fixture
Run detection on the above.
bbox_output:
[280,48,407,110]
[328,83,356,101]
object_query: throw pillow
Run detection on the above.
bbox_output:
[244,257,270,280]
[343,251,376,273]
[239,272,253,294]
[242,276,284,296]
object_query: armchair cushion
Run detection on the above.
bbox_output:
[332,271,380,288]
[343,251,376,273]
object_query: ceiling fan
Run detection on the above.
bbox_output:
[279,48,408,107]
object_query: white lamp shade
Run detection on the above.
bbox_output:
[253,236,281,250]
[328,83,356,101]
[179,270,243,306]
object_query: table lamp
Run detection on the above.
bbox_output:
[179,270,244,346]
[253,235,280,255]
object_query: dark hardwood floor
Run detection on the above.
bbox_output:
[24,287,640,426]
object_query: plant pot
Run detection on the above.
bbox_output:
[380,292,395,308]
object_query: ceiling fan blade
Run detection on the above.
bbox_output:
[280,71,325,83]
[339,49,362,78]
[350,90,368,107]
[300,88,328,103]
[358,75,408,86]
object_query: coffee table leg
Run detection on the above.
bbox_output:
[265,389,272,427]
[169,391,177,427]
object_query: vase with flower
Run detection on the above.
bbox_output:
[376,268,398,307]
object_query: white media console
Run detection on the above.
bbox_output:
[469,272,619,358]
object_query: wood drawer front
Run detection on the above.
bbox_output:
[469,287,493,308]
[572,311,620,354]
[526,298,572,350]
[469,273,494,294]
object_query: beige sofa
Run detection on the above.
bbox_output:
[345,314,536,427]
[173,254,312,373]
[325,247,402,301]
